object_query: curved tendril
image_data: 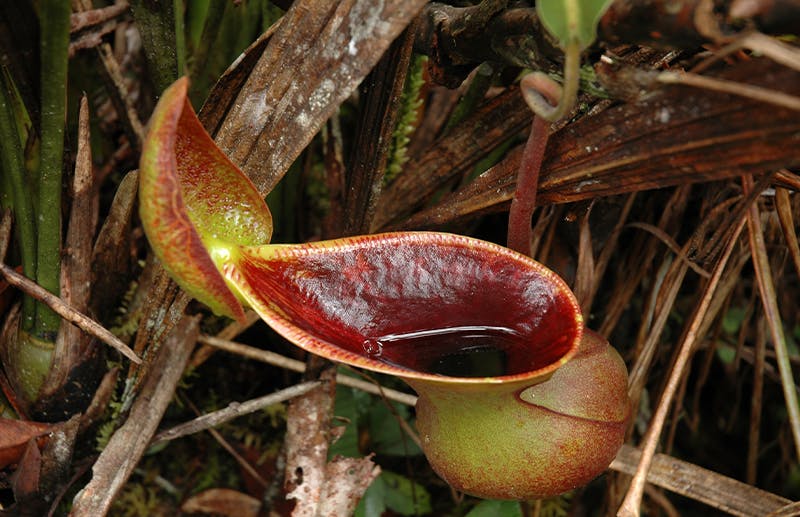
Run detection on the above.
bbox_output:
[520,39,580,122]
[508,70,563,256]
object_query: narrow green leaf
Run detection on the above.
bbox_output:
[35,0,71,337]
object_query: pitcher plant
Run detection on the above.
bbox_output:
[139,77,630,500]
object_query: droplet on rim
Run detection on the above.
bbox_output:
[362,338,383,357]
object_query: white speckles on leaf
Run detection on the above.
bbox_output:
[242,89,272,133]
[309,79,335,115]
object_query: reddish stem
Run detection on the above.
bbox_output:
[507,74,561,256]
[507,116,549,255]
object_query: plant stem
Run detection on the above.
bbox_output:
[508,75,561,256]
[506,116,548,256]
[0,72,37,330]
[35,0,70,339]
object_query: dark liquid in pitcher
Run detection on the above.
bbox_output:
[362,326,536,377]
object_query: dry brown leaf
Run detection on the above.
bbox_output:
[181,488,262,517]
[0,417,52,469]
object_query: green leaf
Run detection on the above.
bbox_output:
[355,471,432,516]
[329,385,371,458]
[722,306,747,334]
[536,0,612,50]
[354,474,387,517]
[716,343,736,365]
[368,401,422,457]
[465,499,523,517]
[380,471,432,516]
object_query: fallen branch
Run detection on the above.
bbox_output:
[151,381,321,445]
[0,262,140,364]
[70,315,198,516]
[610,444,791,516]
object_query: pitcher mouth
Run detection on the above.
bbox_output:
[221,232,584,385]
[224,270,583,385]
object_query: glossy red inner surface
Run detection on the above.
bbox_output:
[236,235,580,377]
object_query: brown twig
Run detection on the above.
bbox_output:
[0,262,140,364]
[188,310,261,369]
[70,2,129,34]
[610,444,791,516]
[180,395,271,489]
[70,315,198,516]
[657,70,800,111]
[743,175,800,462]
[151,382,320,445]
[617,213,747,516]
[198,335,418,407]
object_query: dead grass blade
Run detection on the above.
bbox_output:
[627,256,689,414]
[747,318,767,484]
[90,170,138,323]
[47,94,98,392]
[744,175,800,462]
[617,213,747,517]
[574,207,596,315]
[599,187,691,338]
[775,186,800,279]
[626,222,711,278]
[391,58,800,230]
[584,194,636,313]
